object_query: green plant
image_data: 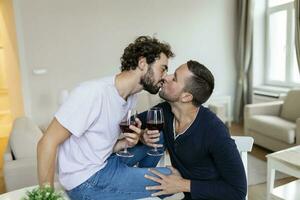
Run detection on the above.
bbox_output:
[22,185,65,200]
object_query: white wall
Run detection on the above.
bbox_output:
[13,0,237,127]
[253,0,267,87]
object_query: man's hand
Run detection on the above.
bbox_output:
[141,129,163,148]
[144,166,191,196]
[125,118,142,147]
[114,118,142,152]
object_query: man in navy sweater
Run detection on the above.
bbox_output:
[140,60,247,199]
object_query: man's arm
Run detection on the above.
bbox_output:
[37,118,71,187]
[113,139,127,153]
[145,166,190,196]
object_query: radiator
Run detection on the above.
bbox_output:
[252,90,285,103]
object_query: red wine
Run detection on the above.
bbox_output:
[147,121,164,131]
[119,122,137,133]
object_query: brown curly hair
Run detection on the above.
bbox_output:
[120,36,174,71]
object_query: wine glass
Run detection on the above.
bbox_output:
[116,109,138,158]
[146,107,164,156]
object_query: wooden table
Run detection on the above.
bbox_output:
[266,145,300,200]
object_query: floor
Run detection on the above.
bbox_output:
[0,123,296,199]
[230,123,296,200]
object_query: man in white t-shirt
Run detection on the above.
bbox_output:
[37,36,174,200]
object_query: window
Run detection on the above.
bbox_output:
[265,0,300,86]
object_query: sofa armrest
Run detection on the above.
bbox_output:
[3,144,13,161]
[4,157,37,171]
[3,157,38,191]
[244,101,284,119]
[296,118,300,145]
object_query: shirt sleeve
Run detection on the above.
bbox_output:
[55,84,102,137]
[190,123,247,200]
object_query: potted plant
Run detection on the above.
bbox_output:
[22,185,65,200]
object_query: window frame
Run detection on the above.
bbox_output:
[265,0,300,87]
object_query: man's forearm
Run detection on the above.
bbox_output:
[113,139,126,153]
[37,138,57,187]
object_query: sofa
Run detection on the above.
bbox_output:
[3,116,43,191]
[244,89,300,151]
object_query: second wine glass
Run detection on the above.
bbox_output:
[146,107,164,156]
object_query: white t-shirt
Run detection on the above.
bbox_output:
[55,76,137,190]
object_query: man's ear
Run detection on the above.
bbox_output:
[181,92,193,103]
[138,57,147,71]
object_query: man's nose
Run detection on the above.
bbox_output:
[163,74,172,82]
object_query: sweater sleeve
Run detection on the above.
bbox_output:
[190,124,247,200]
[138,110,148,129]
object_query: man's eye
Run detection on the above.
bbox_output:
[161,67,167,73]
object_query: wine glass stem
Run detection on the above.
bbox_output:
[154,146,157,152]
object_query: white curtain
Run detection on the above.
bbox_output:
[295,0,300,74]
[234,0,254,122]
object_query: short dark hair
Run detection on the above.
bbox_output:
[120,36,174,71]
[184,60,215,106]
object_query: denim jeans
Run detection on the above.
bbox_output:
[67,137,170,200]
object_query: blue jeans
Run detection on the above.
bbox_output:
[67,140,170,200]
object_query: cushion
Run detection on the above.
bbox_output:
[9,117,43,159]
[248,115,296,144]
[280,89,300,122]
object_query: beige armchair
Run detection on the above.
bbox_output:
[3,117,43,191]
[244,89,300,151]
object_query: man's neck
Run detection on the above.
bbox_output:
[171,103,199,133]
[115,71,143,100]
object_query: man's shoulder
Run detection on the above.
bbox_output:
[199,106,222,124]
[75,76,114,95]
[80,76,113,88]
[199,106,229,136]
[158,101,170,108]
[156,101,172,113]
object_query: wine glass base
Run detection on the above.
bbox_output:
[147,149,164,156]
[116,150,134,158]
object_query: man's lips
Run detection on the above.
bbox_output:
[159,79,166,87]
[156,81,163,88]
[160,81,166,89]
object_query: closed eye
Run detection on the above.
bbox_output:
[162,65,168,73]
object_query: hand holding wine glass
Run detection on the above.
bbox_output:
[146,107,164,156]
[116,109,139,158]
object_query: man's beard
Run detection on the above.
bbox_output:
[159,88,181,103]
[140,66,161,94]
[159,90,174,102]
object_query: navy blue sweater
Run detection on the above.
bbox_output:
[140,102,247,200]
